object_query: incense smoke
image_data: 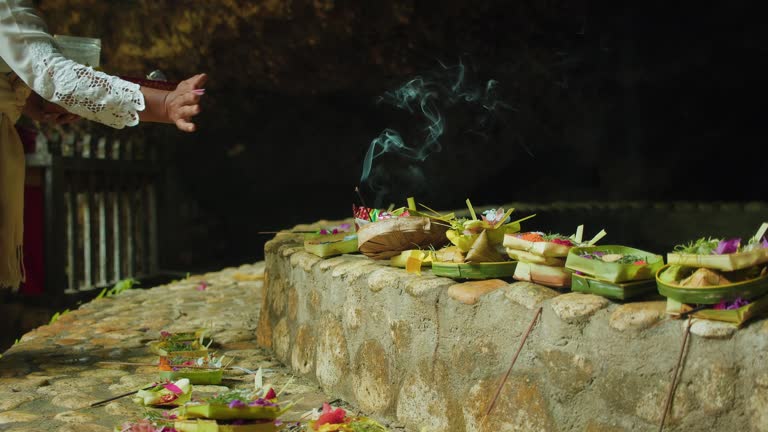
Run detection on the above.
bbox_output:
[360,60,510,190]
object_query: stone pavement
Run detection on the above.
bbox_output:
[0,262,399,432]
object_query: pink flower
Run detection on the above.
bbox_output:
[163,382,183,395]
[314,402,347,429]
[196,281,208,291]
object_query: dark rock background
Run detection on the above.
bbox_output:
[36,0,766,270]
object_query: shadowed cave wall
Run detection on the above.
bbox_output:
[36,0,765,271]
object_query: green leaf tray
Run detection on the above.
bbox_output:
[181,403,287,421]
[303,232,358,258]
[159,368,223,385]
[513,262,572,288]
[655,264,768,304]
[565,245,664,283]
[174,419,281,432]
[666,295,768,325]
[431,261,517,280]
[571,273,657,300]
[149,340,209,358]
[667,247,768,272]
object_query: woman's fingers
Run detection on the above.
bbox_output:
[175,118,196,133]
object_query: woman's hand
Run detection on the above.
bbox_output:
[22,92,80,125]
[165,73,208,132]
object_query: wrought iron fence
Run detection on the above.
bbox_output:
[25,122,161,296]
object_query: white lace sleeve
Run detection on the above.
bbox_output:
[26,42,145,129]
[0,0,145,129]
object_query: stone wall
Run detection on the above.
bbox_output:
[259,225,768,432]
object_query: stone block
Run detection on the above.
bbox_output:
[503,281,560,309]
[396,372,450,432]
[462,374,556,431]
[550,293,609,323]
[315,315,350,392]
[290,251,322,272]
[609,301,666,331]
[539,349,594,399]
[291,325,316,375]
[366,268,413,293]
[447,279,508,305]
[689,319,736,339]
[352,340,393,414]
[405,276,453,299]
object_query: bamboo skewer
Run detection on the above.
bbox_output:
[97,361,239,370]
[90,384,155,407]
[480,306,543,430]
[658,317,692,432]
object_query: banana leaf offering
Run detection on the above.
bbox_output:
[150,339,210,358]
[303,223,358,258]
[656,263,768,304]
[514,262,572,288]
[503,225,606,258]
[666,223,768,271]
[174,419,283,432]
[354,202,449,260]
[306,402,389,432]
[665,294,768,326]
[133,378,192,407]
[158,354,225,385]
[571,273,657,300]
[178,382,292,422]
[565,245,664,283]
[505,225,606,289]
[432,261,518,280]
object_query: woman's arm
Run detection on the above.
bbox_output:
[1,0,205,132]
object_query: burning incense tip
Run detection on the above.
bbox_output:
[355,186,367,207]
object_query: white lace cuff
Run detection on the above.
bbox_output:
[27,41,145,129]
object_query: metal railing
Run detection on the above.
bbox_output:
[25,123,161,296]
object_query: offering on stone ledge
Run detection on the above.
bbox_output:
[570,273,658,300]
[655,263,768,305]
[505,225,606,288]
[354,203,449,260]
[656,226,768,307]
[665,294,768,326]
[440,199,535,253]
[565,245,663,300]
[666,222,768,271]
[303,223,358,258]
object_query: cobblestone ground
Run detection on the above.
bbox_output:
[0,262,399,432]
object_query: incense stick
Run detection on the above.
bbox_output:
[97,361,239,370]
[257,230,315,235]
[355,186,367,207]
[90,384,155,407]
[658,317,692,432]
[480,306,542,430]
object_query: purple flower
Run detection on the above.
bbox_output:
[248,398,276,407]
[714,238,741,255]
[714,297,750,310]
[228,399,247,408]
[761,237,768,249]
